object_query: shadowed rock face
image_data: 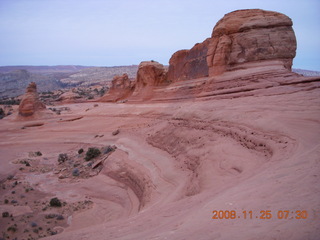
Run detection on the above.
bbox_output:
[167,39,210,82]
[18,82,45,116]
[167,9,297,80]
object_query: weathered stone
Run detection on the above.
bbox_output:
[167,39,210,82]
[18,82,45,117]
[100,73,134,102]
[207,9,296,76]
[167,9,297,80]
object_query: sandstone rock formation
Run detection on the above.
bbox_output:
[131,61,168,100]
[167,9,297,81]
[135,61,168,89]
[207,9,296,76]
[57,91,82,103]
[100,73,134,102]
[18,82,45,117]
[167,39,210,82]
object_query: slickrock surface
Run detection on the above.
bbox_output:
[1,71,319,240]
[1,8,319,240]
[18,82,46,117]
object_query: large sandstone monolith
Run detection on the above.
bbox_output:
[100,73,134,102]
[18,82,46,117]
[167,9,297,81]
[207,9,297,76]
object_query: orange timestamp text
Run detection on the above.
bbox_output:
[212,210,308,220]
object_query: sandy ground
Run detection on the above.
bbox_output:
[0,75,320,240]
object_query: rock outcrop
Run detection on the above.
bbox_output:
[18,82,45,117]
[135,61,168,89]
[207,9,296,76]
[100,73,135,102]
[167,9,297,81]
[167,39,210,82]
[131,61,168,100]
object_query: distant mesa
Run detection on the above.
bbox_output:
[18,82,46,117]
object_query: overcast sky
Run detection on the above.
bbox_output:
[0,0,319,70]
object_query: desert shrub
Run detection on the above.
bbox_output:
[58,153,68,163]
[2,212,9,218]
[30,222,37,227]
[56,214,64,220]
[49,197,62,207]
[72,168,79,177]
[78,148,84,154]
[7,225,17,232]
[45,214,57,219]
[85,147,101,161]
[35,151,42,156]
[103,145,116,154]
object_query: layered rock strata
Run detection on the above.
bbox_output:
[167,9,297,81]
[18,82,45,117]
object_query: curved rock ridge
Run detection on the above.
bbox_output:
[18,82,46,117]
[167,9,297,81]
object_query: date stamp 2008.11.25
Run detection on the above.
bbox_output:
[212,210,308,220]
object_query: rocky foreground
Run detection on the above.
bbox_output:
[0,9,320,240]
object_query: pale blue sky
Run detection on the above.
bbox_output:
[0,0,319,70]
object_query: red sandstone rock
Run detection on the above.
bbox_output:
[100,73,134,102]
[18,82,45,117]
[167,9,297,80]
[135,61,168,89]
[167,39,210,82]
[207,9,296,76]
[130,61,168,101]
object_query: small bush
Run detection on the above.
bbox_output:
[56,214,64,220]
[58,154,68,164]
[7,225,17,232]
[49,197,62,207]
[2,212,9,218]
[103,145,116,154]
[85,148,101,161]
[72,168,79,177]
[35,151,42,156]
[30,222,37,227]
[45,214,57,219]
[78,148,84,154]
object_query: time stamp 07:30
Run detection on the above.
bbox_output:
[212,210,308,220]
